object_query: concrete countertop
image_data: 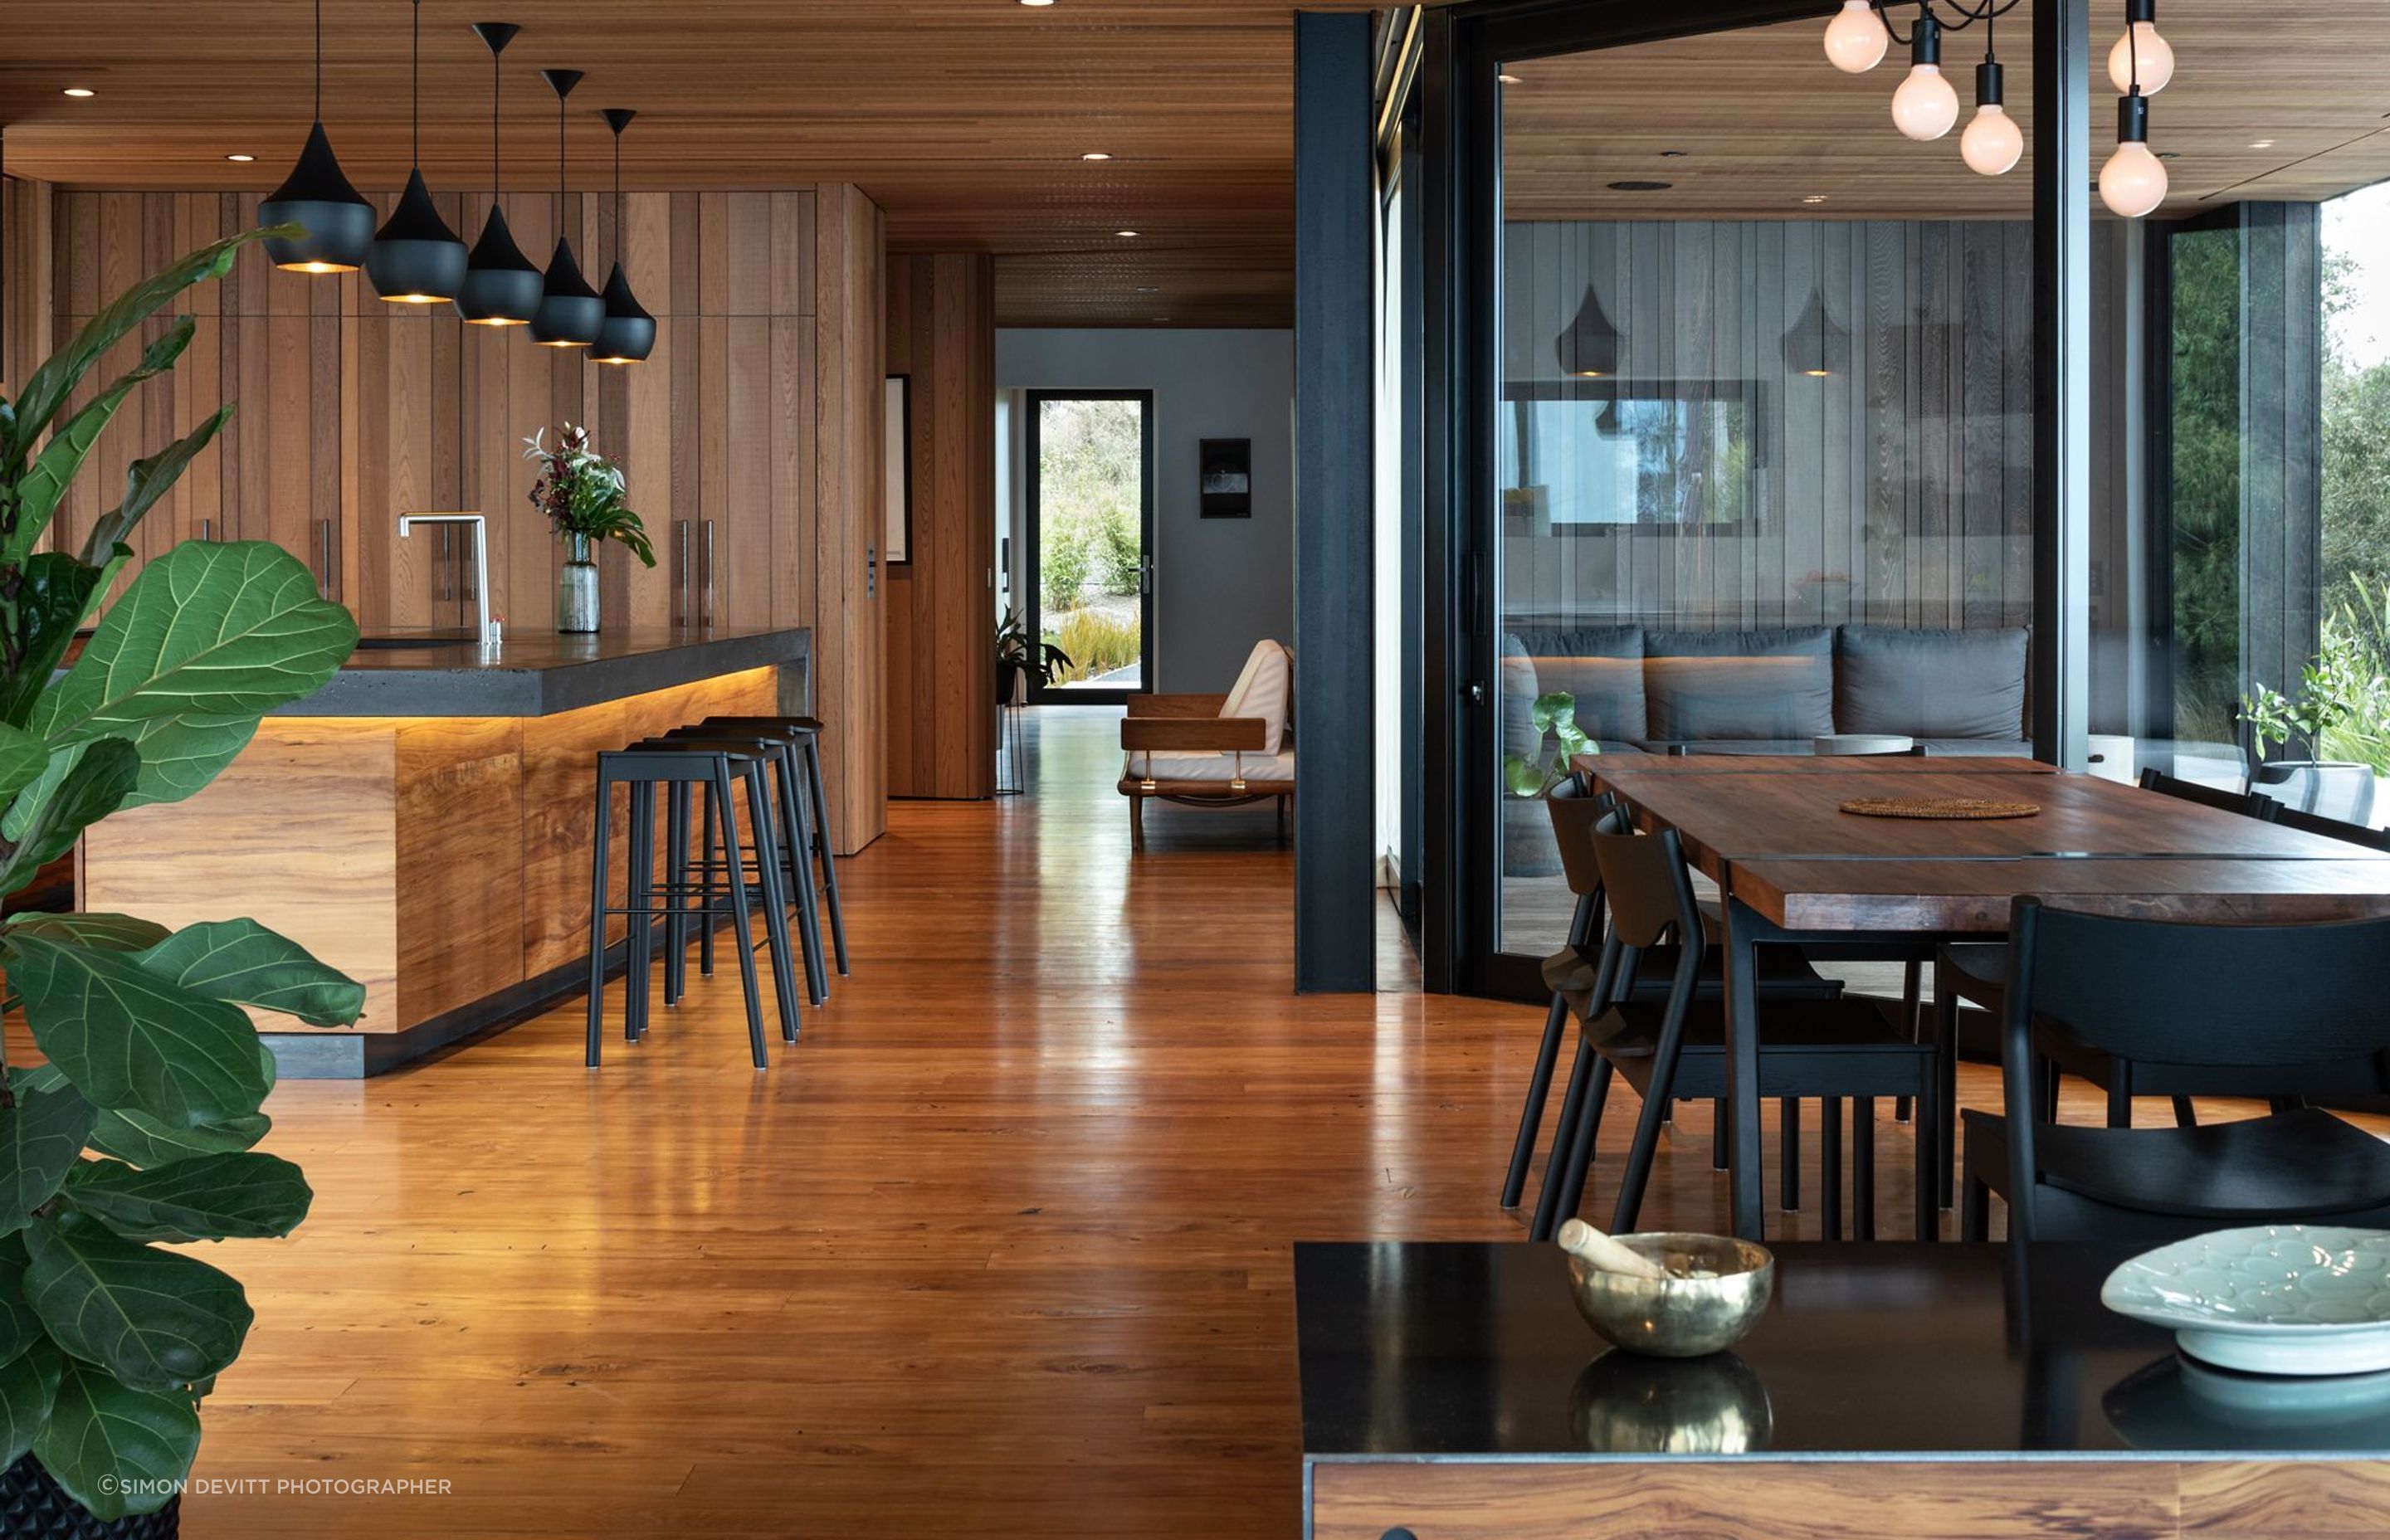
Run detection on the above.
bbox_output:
[274,626,812,718]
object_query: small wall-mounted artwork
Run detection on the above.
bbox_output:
[885,375,914,564]
[1199,437,1252,519]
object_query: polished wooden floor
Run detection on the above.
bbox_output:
[86,709,2236,1537]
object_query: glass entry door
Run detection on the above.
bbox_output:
[1026,390,1156,704]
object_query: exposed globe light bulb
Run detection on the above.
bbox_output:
[1823,0,1889,73]
[2107,20,2174,94]
[2100,139,2168,217]
[1962,104,2022,175]
[1961,61,2020,176]
[1893,64,1959,140]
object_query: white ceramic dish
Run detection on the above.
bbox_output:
[2102,1226,2390,1376]
[1812,733,1914,757]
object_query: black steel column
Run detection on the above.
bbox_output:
[1294,10,1376,993]
[2032,0,2092,767]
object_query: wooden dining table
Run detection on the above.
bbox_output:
[1568,752,2390,1239]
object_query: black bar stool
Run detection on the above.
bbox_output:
[657,724,829,1008]
[587,744,783,1069]
[698,714,849,977]
[628,735,807,1042]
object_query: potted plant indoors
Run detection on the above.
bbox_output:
[2241,582,2390,827]
[524,424,657,634]
[0,228,363,1535]
[1501,692,1593,878]
[994,606,1073,706]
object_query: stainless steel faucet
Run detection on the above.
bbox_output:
[396,513,498,654]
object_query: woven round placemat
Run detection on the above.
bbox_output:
[1840,796,2041,821]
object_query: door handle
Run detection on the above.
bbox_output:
[1139,556,1154,597]
[315,518,335,600]
[674,519,693,628]
[197,519,214,543]
[701,519,715,628]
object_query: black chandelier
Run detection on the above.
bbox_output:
[456,22,544,326]
[258,0,374,272]
[591,108,656,365]
[365,0,469,305]
[1820,0,2173,214]
[530,68,605,348]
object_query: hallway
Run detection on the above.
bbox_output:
[181,708,1945,1538]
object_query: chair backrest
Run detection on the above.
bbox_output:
[1587,817,1700,953]
[1544,774,1610,898]
[2138,765,2278,820]
[2270,804,2390,854]
[1220,641,1292,754]
[2012,898,2390,1069]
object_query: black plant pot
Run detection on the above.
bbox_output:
[0,1456,178,1540]
[995,660,1026,708]
[1501,793,1563,878]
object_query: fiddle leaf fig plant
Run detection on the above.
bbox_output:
[0,227,362,1519]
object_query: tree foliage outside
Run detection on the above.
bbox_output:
[1035,398,1144,684]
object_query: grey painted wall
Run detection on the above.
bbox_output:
[997,329,1295,693]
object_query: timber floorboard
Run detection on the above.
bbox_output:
[26,705,2350,1538]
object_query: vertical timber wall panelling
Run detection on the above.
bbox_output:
[1,174,57,396]
[1293,11,1377,995]
[1499,217,2039,632]
[815,186,890,850]
[885,253,997,800]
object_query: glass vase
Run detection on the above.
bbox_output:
[558,533,600,634]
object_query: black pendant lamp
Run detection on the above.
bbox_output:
[456,22,542,326]
[259,0,375,272]
[367,0,469,304]
[530,68,603,348]
[592,109,656,365]
[1781,285,1851,380]
[1554,283,1622,379]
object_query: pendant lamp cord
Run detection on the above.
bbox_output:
[410,0,422,161]
[490,44,500,202]
[314,0,324,119]
[557,94,566,231]
[613,127,622,266]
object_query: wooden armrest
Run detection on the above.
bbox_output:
[1122,716,1268,752]
[1127,694,1230,719]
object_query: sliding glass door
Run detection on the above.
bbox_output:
[1025,390,1156,705]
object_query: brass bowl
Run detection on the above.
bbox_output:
[1564,1232,1775,1358]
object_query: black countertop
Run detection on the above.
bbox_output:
[1295,1240,2390,1463]
[272,626,809,718]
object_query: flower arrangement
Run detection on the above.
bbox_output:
[523,423,657,568]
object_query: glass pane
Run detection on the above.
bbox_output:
[1493,19,2034,958]
[1036,397,1146,690]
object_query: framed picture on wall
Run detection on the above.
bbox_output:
[1199,437,1252,519]
[885,375,914,564]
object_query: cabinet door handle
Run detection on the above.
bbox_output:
[702,519,715,629]
[315,518,335,600]
[674,519,693,629]
[197,519,214,543]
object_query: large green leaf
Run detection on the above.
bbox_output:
[32,542,358,808]
[0,738,139,899]
[0,725,51,808]
[135,919,365,1029]
[8,319,197,568]
[1,914,171,954]
[85,1109,271,1171]
[76,404,234,567]
[22,1217,251,1391]
[33,1357,197,1522]
[0,553,111,731]
[62,1154,311,1245]
[7,933,271,1128]
[6,229,273,465]
[0,1082,98,1238]
[0,1343,63,1474]
[0,1235,45,1364]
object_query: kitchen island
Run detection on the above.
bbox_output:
[80,627,810,1077]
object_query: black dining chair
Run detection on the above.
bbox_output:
[1961,899,2390,1243]
[2270,803,2390,853]
[1500,776,1844,1209]
[1528,813,1940,1244]
[1929,764,2288,1193]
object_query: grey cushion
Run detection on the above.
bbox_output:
[1643,629,1834,742]
[1501,628,1647,743]
[1916,738,2032,758]
[1836,626,2028,740]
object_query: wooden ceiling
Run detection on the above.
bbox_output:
[1503,2,2390,223]
[4,2,2384,326]
[0,0,1385,328]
